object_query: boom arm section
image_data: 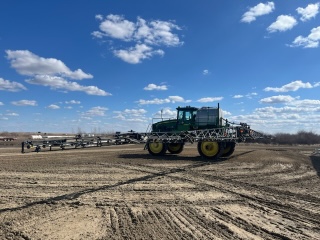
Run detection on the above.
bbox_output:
[146,124,265,144]
[236,122,265,142]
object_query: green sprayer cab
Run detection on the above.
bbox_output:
[152,104,227,132]
[146,104,264,159]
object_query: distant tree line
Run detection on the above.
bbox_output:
[251,131,320,145]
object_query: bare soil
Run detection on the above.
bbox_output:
[0,143,320,240]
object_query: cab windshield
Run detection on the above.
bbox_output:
[178,110,196,121]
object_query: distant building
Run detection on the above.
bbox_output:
[0,136,17,141]
[31,135,43,139]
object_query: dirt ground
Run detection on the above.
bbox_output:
[0,143,319,240]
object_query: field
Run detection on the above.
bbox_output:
[0,143,320,240]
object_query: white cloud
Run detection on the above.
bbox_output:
[112,113,124,121]
[222,110,232,117]
[232,93,257,99]
[91,31,104,39]
[267,15,297,32]
[94,14,136,40]
[65,100,81,104]
[290,26,320,48]
[95,14,103,21]
[297,3,320,22]
[137,95,190,105]
[282,114,300,120]
[259,95,296,104]
[0,77,27,92]
[255,100,320,114]
[113,44,164,64]
[230,106,316,134]
[82,106,108,117]
[197,97,223,103]
[6,112,19,116]
[137,98,171,105]
[168,96,191,103]
[47,104,60,109]
[246,92,258,99]
[264,80,313,92]
[144,83,168,91]
[250,104,320,132]
[26,75,110,96]
[0,102,3,106]
[154,107,176,119]
[202,69,210,75]
[136,17,182,47]
[123,108,147,116]
[5,50,109,96]
[11,100,37,106]
[113,108,148,123]
[6,50,93,80]
[93,14,183,64]
[287,99,320,107]
[241,2,275,23]
[94,14,183,46]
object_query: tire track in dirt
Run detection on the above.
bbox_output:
[169,168,320,239]
[101,153,320,215]
[197,171,320,216]
[151,207,186,239]
[0,158,210,213]
[91,151,319,239]
[210,207,294,240]
[177,206,233,239]
[114,155,320,215]
[0,150,258,239]
[174,168,320,221]
[1,146,320,239]
[111,151,320,239]
[174,181,318,239]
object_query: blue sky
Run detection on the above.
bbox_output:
[1,0,320,134]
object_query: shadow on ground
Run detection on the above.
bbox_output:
[310,155,320,177]
[118,153,222,162]
[118,150,256,162]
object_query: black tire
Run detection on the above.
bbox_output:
[221,142,236,157]
[197,141,224,160]
[147,142,167,156]
[167,143,184,154]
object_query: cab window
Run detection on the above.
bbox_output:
[178,111,184,120]
[185,111,192,120]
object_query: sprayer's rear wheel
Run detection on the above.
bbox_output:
[167,143,184,154]
[147,142,167,156]
[221,142,236,157]
[197,141,224,160]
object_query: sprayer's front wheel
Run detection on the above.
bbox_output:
[197,141,224,160]
[147,142,167,156]
[221,142,236,157]
[167,143,184,154]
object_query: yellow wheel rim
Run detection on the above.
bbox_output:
[200,141,219,157]
[148,142,164,154]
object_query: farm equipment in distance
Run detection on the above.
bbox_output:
[21,131,146,153]
[145,103,264,159]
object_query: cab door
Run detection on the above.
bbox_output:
[176,110,194,131]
